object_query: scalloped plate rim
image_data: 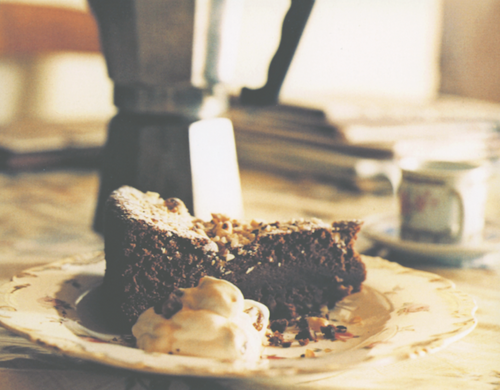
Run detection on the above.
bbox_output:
[0,252,478,382]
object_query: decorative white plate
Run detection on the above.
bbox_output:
[362,214,500,266]
[0,252,477,384]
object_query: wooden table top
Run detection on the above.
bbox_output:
[0,168,498,390]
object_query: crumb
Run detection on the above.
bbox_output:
[336,325,347,333]
[270,319,288,333]
[296,317,309,330]
[305,349,316,358]
[295,328,317,342]
[301,349,316,358]
[307,316,330,332]
[320,325,336,340]
[267,331,285,347]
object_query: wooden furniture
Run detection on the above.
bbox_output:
[0,3,101,125]
[0,3,99,55]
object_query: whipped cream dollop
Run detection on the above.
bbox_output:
[132,276,269,362]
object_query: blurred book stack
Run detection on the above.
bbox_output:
[230,95,500,193]
[1,96,499,194]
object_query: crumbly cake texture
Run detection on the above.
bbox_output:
[102,186,366,327]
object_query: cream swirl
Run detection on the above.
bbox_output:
[132,276,269,362]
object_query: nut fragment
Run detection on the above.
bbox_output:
[304,349,316,358]
[221,221,233,233]
[267,331,286,347]
[307,317,330,332]
[164,198,188,214]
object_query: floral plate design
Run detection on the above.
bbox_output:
[0,252,477,383]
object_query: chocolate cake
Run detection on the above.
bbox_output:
[102,186,366,327]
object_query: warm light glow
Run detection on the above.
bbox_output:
[189,118,244,221]
[1,0,443,123]
[34,53,116,122]
[4,0,88,11]
[230,0,442,106]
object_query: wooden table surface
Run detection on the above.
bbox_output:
[0,168,498,390]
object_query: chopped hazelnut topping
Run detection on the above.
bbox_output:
[164,198,187,214]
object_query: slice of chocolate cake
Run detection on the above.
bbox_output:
[102,186,366,327]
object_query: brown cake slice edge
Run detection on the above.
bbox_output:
[102,186,366,328]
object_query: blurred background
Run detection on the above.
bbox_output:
[1,0,500,192]
[0,0,500,188]
[3,0,500,117]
